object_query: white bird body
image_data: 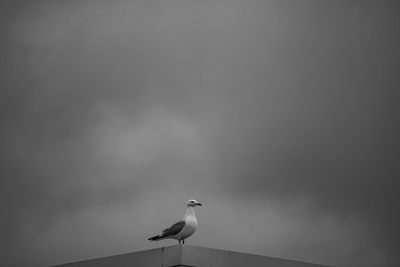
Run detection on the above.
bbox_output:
[174,207,198,240]
[148,199,201,244]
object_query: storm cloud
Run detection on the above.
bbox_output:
[0,1,399,266]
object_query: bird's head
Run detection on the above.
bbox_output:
[187,199,202,207]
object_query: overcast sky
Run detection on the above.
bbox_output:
[1,1,399,266]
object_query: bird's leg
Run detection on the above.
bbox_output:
[183,239,185,244]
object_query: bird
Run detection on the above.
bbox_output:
[148,199,202,244]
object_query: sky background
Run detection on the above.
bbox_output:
[1,1,399,266]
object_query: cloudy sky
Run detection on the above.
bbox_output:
[1,1,399,266]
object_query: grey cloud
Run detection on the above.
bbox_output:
[0,1,399,266]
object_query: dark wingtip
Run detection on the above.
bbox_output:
[148,235,160,241]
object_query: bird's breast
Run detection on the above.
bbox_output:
[178,217,197,239]
[185,217,198,228]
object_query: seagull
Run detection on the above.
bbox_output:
[148,199,202,244]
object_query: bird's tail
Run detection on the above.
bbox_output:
[148,234,162,241]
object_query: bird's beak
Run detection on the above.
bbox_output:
[196,203,202,206]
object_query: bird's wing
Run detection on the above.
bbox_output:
[161,220,186,237]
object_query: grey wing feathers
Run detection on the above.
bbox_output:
[161,220,185,237]
[148,220,185,241]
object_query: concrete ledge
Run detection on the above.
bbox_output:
[53,245,333,267]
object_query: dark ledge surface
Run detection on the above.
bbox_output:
[53,245,333,267]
